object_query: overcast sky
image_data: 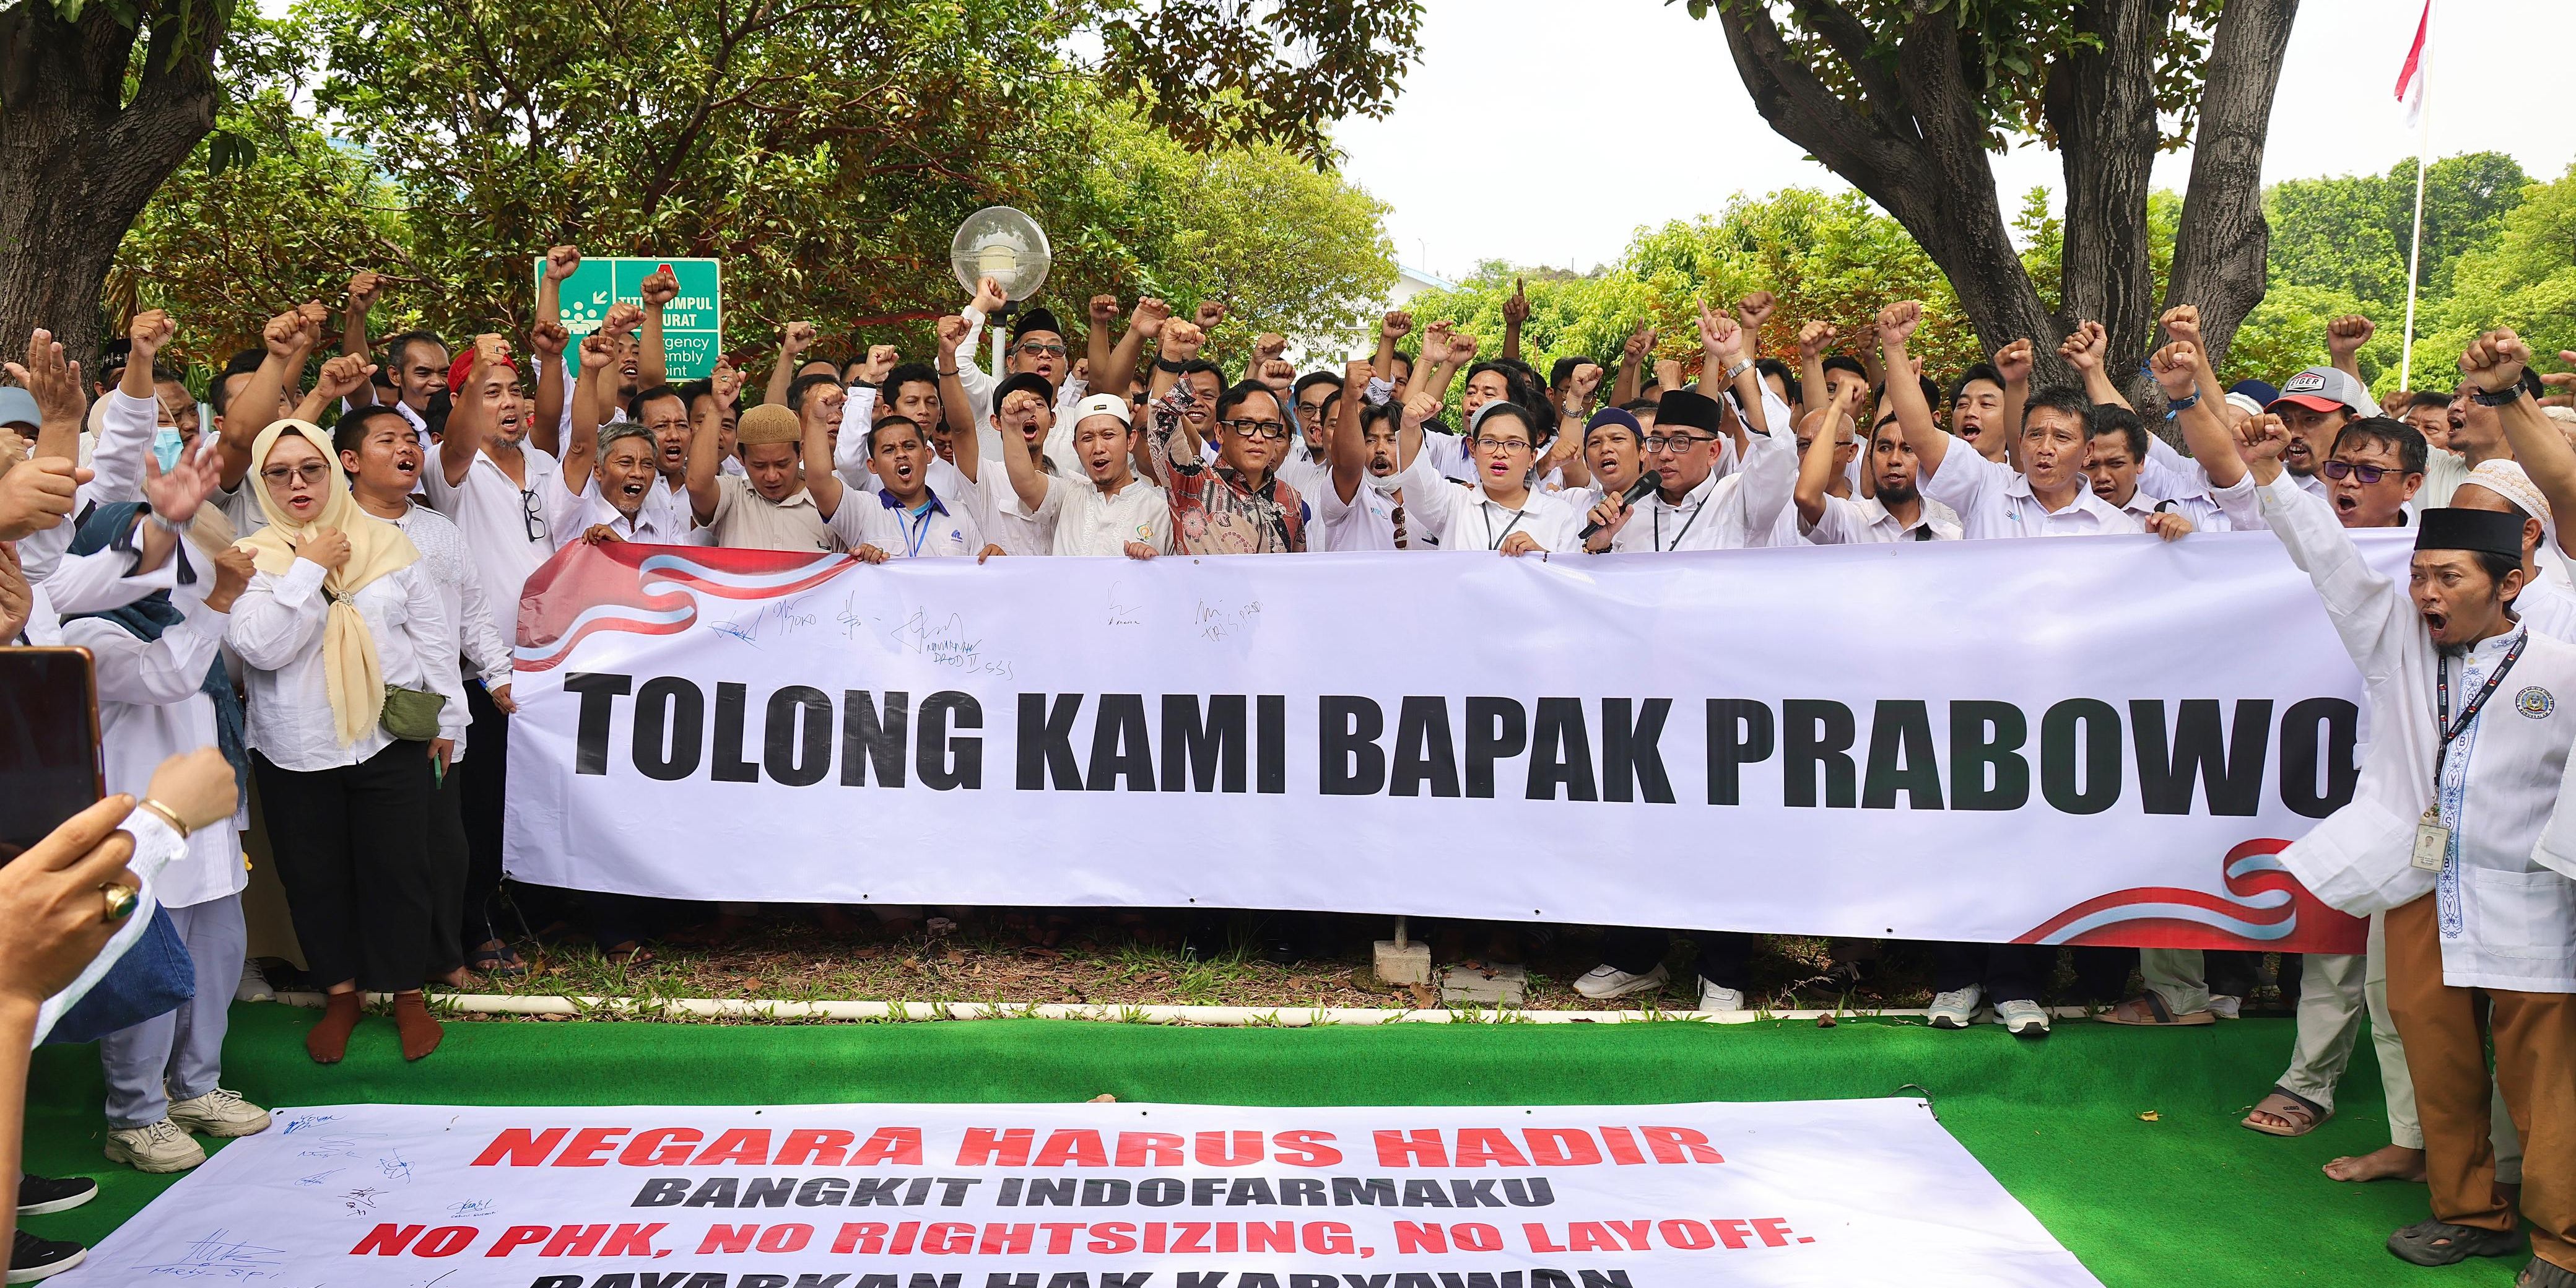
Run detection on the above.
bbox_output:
[1334,0,2574,281]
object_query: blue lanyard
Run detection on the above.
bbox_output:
[900,501,939,558]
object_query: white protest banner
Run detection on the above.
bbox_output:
[502,533,2400,953]
[70,1099,2100,1287]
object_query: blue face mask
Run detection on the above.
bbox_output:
[152,426,184,472]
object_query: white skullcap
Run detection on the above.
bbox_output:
[2466,459,2554,557]
[1073,393,1131,426]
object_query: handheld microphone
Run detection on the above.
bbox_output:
[1578,474,1663,541]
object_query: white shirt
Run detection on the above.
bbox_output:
[953,309,1092,476]
[1609,416,1799,553]
[539,471,695,549]
[972,456,1063,556]
[1920,444,2142,539]
[1051,473,1172,557]
[388,500,514,707]
[1388,453,1584,554]
[1802,492,1963,544]
[14,388,160,584]
[2516,573,2576,642]
[2112,486,2231,533]
[2262,475,2576,991]
[226,555,467,772]
[420,442,562,616]
[1312,473,1443,553]
[53,590,245,909]
[845,486,986,559]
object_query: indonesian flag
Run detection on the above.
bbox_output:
[2395,0,2431,126]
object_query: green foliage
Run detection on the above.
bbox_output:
[106,4,1392,375]
[2265,152,2529,315]
[1681,0,2224,151]
[1094,0,1424,164]
[1041,108,1396,366]
[2408,163,2576,388]
[111,85,408,381]
[1403,188,1983,392]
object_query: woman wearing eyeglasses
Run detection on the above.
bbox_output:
[225,419,464,1066]
[1382,393,1583,555]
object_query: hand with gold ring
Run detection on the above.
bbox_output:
[100,882,139,923]
[0,795,148,1013]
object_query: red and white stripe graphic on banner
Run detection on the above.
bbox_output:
[502,533,2400,952]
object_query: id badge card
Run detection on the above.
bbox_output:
[2412,808,2450,872]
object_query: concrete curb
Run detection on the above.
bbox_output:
[266,992,2104,1027]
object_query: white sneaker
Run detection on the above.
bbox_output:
[2208,994,2243,1020]
[1926,986,1982,1029]
[1995,998,2052,1038]
[169,1088,270,1138]
[233,959,273,1004]
[1697,980,1746,1013]
[103,1120,205,1173]
[1573,962,1670,1001]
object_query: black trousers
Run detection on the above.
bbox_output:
[461,677,661,949]
[253,741,436,993]
[1598,926,1752,991]
[424,755,469,976]
[458,679,511,950]
[1932,942,2136,1004]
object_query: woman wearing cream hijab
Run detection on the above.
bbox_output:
[225,418,464,1064]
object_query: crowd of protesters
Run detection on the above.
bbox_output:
[2,246,2573,1285]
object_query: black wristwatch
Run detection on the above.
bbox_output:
[1154,357,1189,374]
[2471,384,2526,407]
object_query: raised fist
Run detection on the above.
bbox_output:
[1131,297,1170,339]
[543,245,583,284]
[780,320,817,355]
[637,267,679,309]
[1735,290,1777,333]
[1088,295,1120,327]
[2148,341,2200,398]
[1875,301,1922,346]
[2058,320,2107,372]
[1381,311,1414,341]
[529,320,570,359]
[2327,314,2375,359]
[1993,339,2035,386]
[1798,320,1836,360]
[2458,328,2532,394]
[2159,304,2202,346]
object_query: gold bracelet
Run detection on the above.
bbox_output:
[136,798,191,840]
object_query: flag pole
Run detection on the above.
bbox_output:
[2399,0,2434,391]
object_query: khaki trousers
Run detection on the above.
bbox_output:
[2385,893,2576,1270]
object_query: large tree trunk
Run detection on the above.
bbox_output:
[1715,0,2293,401]
[0,3,223,377]
[2045,0,2164,401]
[1719,3,2060,376]
[2165,0,2300,375]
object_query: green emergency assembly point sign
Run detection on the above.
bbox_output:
[537,256,723,380]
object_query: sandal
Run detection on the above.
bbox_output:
[601,940,657,968]
[467,943,528,978]
[2098,993,2214,1027]
[2388,1219,2522,1266]
[2242,1086,2328,1137]
[2519,1256,2576,1288]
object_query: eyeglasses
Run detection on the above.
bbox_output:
[1220,420,1289,441]
[520,487,549,543]
[1295,402,1330,422]
[1643,433,1714,453]
[2320,459,2395,485]
[1473,436,1534,453]
[1014,342,1068,358]
[259,462,330,487]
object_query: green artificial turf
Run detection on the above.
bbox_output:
[19,1003,2520,1286]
